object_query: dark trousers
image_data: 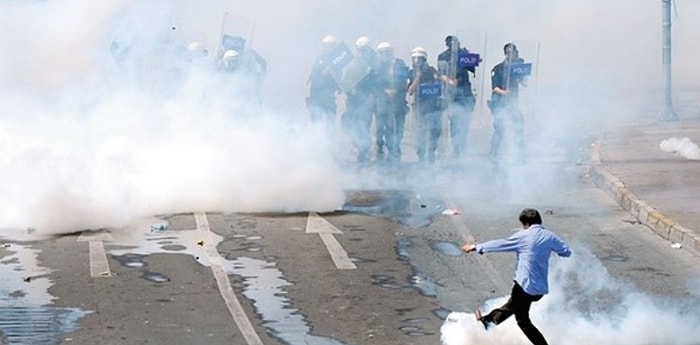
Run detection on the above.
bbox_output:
[482,282,548,345]
[489,103,524,161]
[415,109,442,164]
[308,100,336,124]
[447,97,475,158]
[343,95,374,163]
[375,101,408,162]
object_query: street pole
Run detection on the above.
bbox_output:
[661,0,679,121]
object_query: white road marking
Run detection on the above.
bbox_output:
[194,213,264,345]
[77,231,113,278]
[306,212,357,270]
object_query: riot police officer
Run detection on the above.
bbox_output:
[489,42,528,163]
[408,47,455,164]
[438,35,478,159]
[343,36,378,163]
[373,41,410,163]
[218,49,265,113]
[307,35,340,125]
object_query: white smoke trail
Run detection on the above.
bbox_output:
[441,247,700,345]
[660,137,700,160]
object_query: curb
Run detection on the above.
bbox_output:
[589,141,700,253]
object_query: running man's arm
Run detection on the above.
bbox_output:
[463,232,522,254]
[551,233,572,257]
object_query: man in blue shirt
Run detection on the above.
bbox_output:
[462,208,571,345]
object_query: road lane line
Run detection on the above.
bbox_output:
[194,213,264,345]
[305,212,342,234]
[88,241,112,277]
[306,212,357,270]
[77,232,112,278]
[318,233,357,270]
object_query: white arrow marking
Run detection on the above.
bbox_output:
[77,231,113,278]
[195,213,264,345]
[306,212,357,270]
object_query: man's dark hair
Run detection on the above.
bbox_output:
[519,208,542,226]
[445,35,458,46]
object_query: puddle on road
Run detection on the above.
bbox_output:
[0,243,91,345]
[105,218,348,344]
[225,257,348,345]
[112,253,172,283]
[399,319,433,336]
[342,189,443,227]
[0,209,443,344]
[107,218,211,267]
[113,253,148,268]
[430,241,464,257]
[410,268,438,297]
[142,271,170,283]
[371,269,438,297]
[394,235,441,297]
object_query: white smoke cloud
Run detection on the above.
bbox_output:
[0,0,344,234]
[1,0,699,234]
[660,137,700,160]
[441,247,700,345]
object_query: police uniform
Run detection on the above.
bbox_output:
[438,43,477,158]
[489,53,526,162]
[374,57,410,162]
[307,57,339,123]
[410,63,444,164]
[343,49,378,163]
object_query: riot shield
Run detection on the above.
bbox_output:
[484,38,540,161]
[217,12,255,59]
[455,30,488,127]
[436,30,487,160]
[506,39,540,124]
[311,41,371,94]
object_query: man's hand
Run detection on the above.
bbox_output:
[462,244,477,253]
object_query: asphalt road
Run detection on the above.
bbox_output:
[1,125,699,345]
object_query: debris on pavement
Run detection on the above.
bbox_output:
[671,242,683,249]
[544,208,554,215]
[196,240,205,246]
[150,223,168,232]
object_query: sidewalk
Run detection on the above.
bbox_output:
[589,117,700,254]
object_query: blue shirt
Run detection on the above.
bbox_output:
[475,224,571,296]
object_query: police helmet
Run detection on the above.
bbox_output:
[187,41,203,53]
[355,36,371,50]
[222,49,240,63]
[410,46,428,59]
[187,41,208,57]
[376,41,392,52]
[321,35,337,46]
